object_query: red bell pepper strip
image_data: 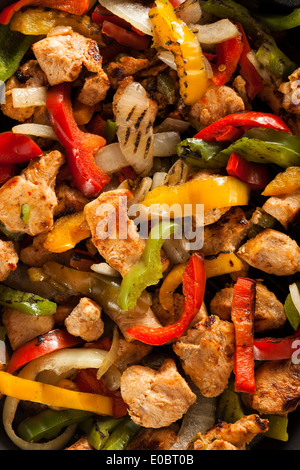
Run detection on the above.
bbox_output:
[231,277,256,394]
[102,20,150,51]
[194,112,291,142]
[238,24,264,101]
[211,34,244,87]
[169,0,186,6]
[7,328,83,374]
[0,0,90,25]
[46,83,110,198]
[253,329,300,361]
[0,163,17,185]
[92,5,132,29]
[215,125,243,143]
[226,152,270,190]
[126,253,206,346]
[74,368,128,418]
[0,132,42,164]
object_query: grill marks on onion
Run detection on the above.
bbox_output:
[114,82,158,175]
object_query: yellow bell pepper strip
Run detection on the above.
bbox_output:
[126,253,206,346]
[143,176,250,214]
[262,167,300,197]
[149,0,208,106]
[118,221,179,311]
[0,371,113,416]
[43,211,91,253]
[159,262,187,312]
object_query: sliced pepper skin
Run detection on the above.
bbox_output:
[253,329,300,361]
[43,211,91,253]
[126,253,206,346]
[231,277,256,394]
[0,132,42,164]
[212,34,244,86]
[7,329,84,374]
[0,0,90,25]
[226,152,270,191]
[0,284,56,317]
[0,24,35,82]
[46,83,110,198]
[149,0,207,105]
[194,112,291,142]
[255,8,300,32]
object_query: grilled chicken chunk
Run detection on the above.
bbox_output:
[84,189,145,277]
[0,150,65,236]
[114,339,152,372]
[64,297,104,342]
[237,229,300,276]
[173,316,235,397]
[107,56,150,89]
[262,189,300,229]
[2,308,55,350]
[210,282,286,333]
[1,60,48,122]
[0,240,18,281]
[32,28,110,106]
[54,183,89,218]
[65,436,93,450]
[190,415,268,450]
[245,360,300,415]
[126,427,178,450]
[278,67,300,115]
[189,84,245,129]
[120,359,196,428]
[201,207,250,256]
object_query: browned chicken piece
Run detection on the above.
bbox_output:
[203,207,230,226]
[0,240,18,281]
[126,427,178,450]
[1,60,48,122]
[32,29,110,106]
[190,415,268,450]
[278,67,300,115]
[2,308,55,350]
[237,229,300,276]
[245,360,300,415]
[120,359,196,428]
[201,207,250,256]
[20,233,55,267]
[54,183,89,218]
[65,436,93,450]
[262,189,300,229]
[84,189,146,277]
[233,75,252,110]
[0,150,65,236]
[173,316,235,398]
[210,282,286,333]
[107,56,150,88]
[64,297,104,342]
[189,84,245,130]
[114,339,152,372]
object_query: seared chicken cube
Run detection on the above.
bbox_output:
[262,189,300,229]
[64,297,104,342]
[210,282,286,333]
[173,316,235,397]
[114,338,152,372]
[107,56,150,89]
[84,189,145,277]
[245,360,300,415]
[65,436,93,450]
[0,150,65,236]
[237,229,300,276]
[0,240,18,281]
[54,183,89,218]
[20,233,54,267]
[32,29,110,106]
[126,427,178,450]
[190,415,268,450]
[278,67,300,115]
[2,308,55,350]
[120,359,196,428]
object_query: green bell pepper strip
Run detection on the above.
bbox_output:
[101,416,140,450]
[118,221,179,311]
[216,381,244,424]
[176,138,225,169]
[0,24,35,82]
[255,9,300,32]
[202,0,296,78]
[41,261,151,315]
[17,408,92,443]
[0,284,56,316]
[157,73,176,105]
[284,294,300,331]
[104,119,117,144]
[87,417,125,450]
[216,128,300,168]
[262,415,289,442]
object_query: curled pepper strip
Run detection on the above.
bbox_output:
[126,253,206,346]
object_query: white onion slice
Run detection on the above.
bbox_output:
[12,123,58,140]
[97,326,119,380]
[192,19,239,44]
[0,340,6,365]
[176,0,202,25]
[153,131,181,157]
[91,262,120,277]
[94,142,128,174]
[99,0,152,35]
[12,87,47,108]
[158,50,177,70]
[151,172,167,190]
[290,283,300,314]
[115,81,156,175]
[154,117,190,134]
